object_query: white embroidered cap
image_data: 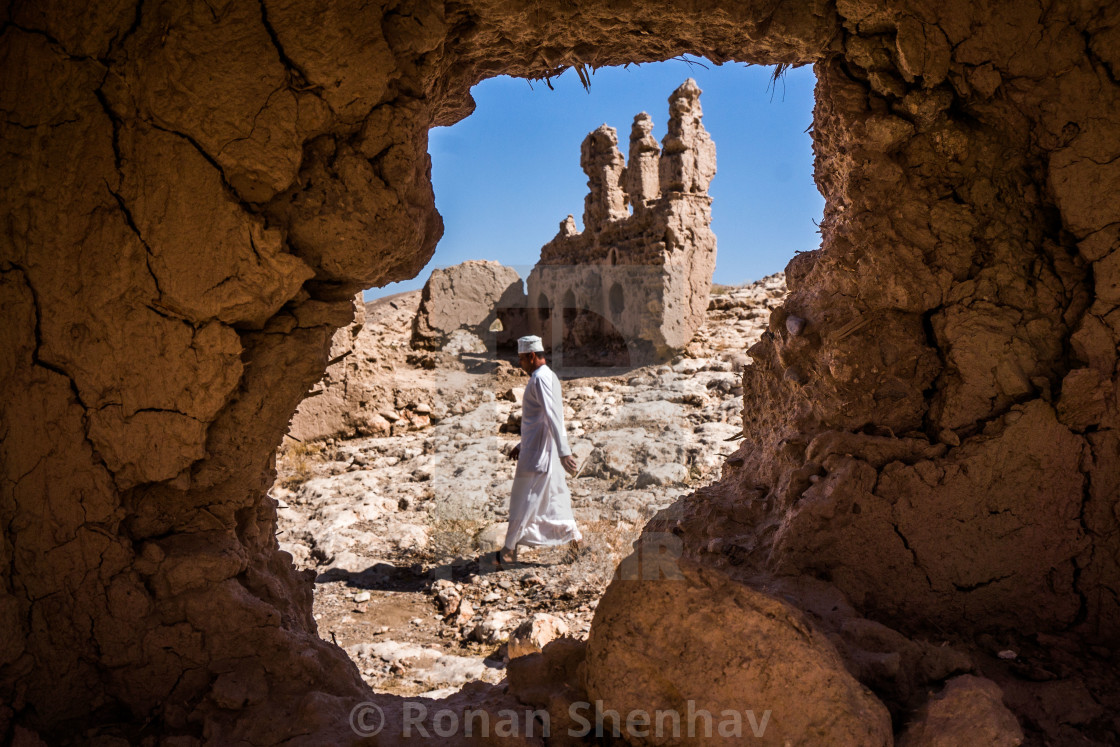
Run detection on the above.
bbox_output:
[517,335,544,354]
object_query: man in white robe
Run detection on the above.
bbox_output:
[500,335,582,564]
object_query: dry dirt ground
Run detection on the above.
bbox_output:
[272,274,786,697]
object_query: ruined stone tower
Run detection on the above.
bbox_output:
[526,79,717,364]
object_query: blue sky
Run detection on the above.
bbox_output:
[367,58,822,299]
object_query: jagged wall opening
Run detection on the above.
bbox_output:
[2,0,1118,743]
[394,61,817,374]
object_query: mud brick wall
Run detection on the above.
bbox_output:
[1,0,1117,741]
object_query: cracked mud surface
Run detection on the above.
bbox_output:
[3,0,1119,742]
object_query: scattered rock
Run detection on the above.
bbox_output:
[898,675,1024,747]
[508,613,570,659]
[432,579,461,615]
[349,640,501,688]
[451,599,474,627]
[471,610,517,645]
[475,523,509,553]
[635,462,689,487]
[441,328,487,355]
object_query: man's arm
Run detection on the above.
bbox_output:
[538,373,571,457]
[559,454,578,475]
[539,373,577,476]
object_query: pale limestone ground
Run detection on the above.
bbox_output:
[273,273,786,696]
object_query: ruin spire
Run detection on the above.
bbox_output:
[624,112,661,209]
[659,78,716,194]
[580,124,628,232]
[529,79,717,365]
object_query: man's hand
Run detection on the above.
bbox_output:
[508,444,520,461]
[560,454,578,476]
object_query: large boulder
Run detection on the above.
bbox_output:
[508,637,589,746]
[584,555,893,745]
[411,260,527,350]
[898,675,1023,747]
[508,613,570,659]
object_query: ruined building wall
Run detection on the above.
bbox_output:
[1,0,1119,742]
[677,3,1120,641]
[527,79,717,363]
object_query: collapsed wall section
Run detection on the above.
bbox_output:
[671,5,1120,643]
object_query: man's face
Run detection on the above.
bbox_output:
[518,352,541,373]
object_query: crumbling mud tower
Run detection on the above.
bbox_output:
[3,0,1120,743]
[527,79,717,365]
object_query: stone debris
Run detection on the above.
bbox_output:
[897,675,1024,747]
[451,599,474,628]
[440,328,488,355]
[432,579,462,615]
[507,613,569,659]
[471,610,518,644]
[348,640,502,689]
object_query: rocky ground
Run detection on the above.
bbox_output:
[271,273,787,697]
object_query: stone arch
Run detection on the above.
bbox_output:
[554,285,631,365]
[2,1,1119,743]
[560,288,577,320]
[608,281,625,317]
